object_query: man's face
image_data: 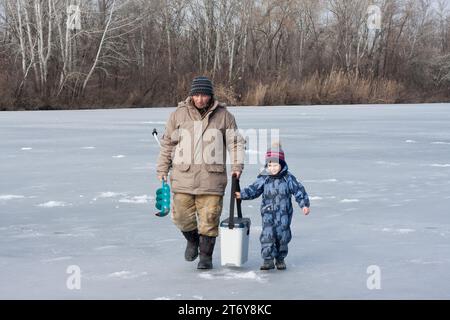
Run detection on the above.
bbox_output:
[192,94,211,109]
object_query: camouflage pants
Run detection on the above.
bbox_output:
[171,193,223,237]
[260,209,293,261]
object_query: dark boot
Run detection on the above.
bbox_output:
[275,258,286,270]
[260,259,275,270]
[182,229,199,261]
[197,235,216,270]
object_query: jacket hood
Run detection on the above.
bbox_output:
[178,96,224,113]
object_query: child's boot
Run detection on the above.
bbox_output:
[260,259,275,270]
[275,258,286,270]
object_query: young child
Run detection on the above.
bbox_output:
[235,142,310,270]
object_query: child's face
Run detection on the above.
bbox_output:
[267,162,282,175]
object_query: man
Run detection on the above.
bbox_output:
[157,76,245,270]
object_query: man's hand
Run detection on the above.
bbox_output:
[235,192,241,199]
[303,207,310,215]
[232,171,241,179]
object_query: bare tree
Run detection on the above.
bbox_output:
[1,0,450,110]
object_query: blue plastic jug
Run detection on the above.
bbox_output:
[155,180,170,217]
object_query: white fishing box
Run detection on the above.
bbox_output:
[220,217,251,267]
[219,176,251,267]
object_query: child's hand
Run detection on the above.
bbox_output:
[303,207,310,215]
[235,192,241,199]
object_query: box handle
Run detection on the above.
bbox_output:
[228,175,243,229]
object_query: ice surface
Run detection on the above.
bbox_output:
[1,104,450,299]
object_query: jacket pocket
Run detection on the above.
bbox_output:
[205,164,225,173]
[173,163,190,172]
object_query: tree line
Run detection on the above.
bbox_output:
[0,0,449,110]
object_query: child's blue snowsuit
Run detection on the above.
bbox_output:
[240,164,310,261]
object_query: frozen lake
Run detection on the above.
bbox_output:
[1,104,450,299]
